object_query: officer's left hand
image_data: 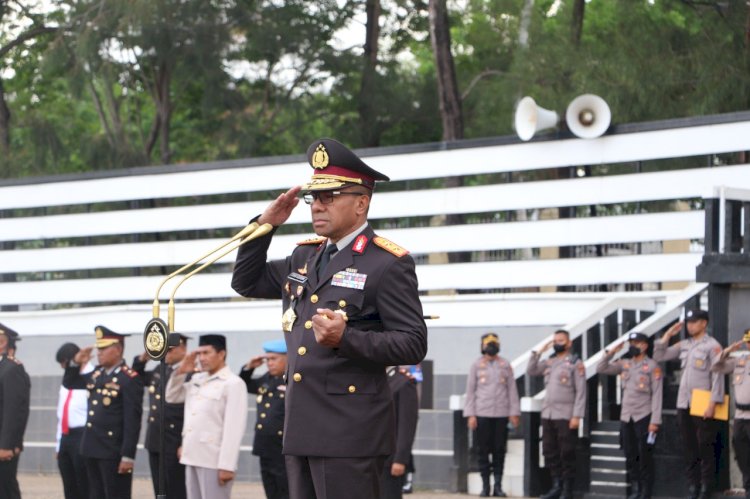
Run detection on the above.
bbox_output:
[391,462,406,477]
[218,469,235,486]
[312,309,345,348]
[569,417,580,430]
[117,460,134,474]
[0,448,13,461]
[648,424,659,433]
[510,415,520,428]
[703,402,716,420]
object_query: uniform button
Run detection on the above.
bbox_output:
[348,385,356,393]
[152,405,157,410]
[298,346,307,356]
[304,321,312,330]
[268,392,274,397]
[108,431,113,436]
[293,373,302,382]
[89,410,94,416]
[280,393,284,398]
[149,417,155,422]
[155,394,161,400]
[265,403,271,408]
[278,430,283,436]
[339,300,346,308]
[92,400,98,405]
[96,389,102,394]
[260,413,266,419]
[169,424,175,429]
[257,424,263,430]
[310,295,319,304]
[87,422,92,428]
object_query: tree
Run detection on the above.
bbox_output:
[428,0,463,141]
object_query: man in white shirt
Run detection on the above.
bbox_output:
[166,334,247,499]
[56,343,94,499]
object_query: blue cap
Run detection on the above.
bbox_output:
[263,339,287,354]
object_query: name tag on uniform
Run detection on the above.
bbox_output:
[331,271,367,290]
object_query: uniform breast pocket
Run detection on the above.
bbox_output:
[621,370,631,381]
[558,369,572,386]
[324,288,365,319]
[734,367,745,385]
[693,351,709,370]
[325,370,377,395]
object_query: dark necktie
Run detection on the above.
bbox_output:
[318,245,337,278]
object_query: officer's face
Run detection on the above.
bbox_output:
[0,335,6,354]
[197,345,226,374]
[686,319,707,336]
[309,187,370,243]
[630,340,648,354]
[265,353,287,377]
[97,343,122,368]
[165,343,187,366]
[553,333,570,350]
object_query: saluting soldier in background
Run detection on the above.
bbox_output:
[712,327,750,499]
[381,366,419,499]
[240,339,289,499]
[64,325,143,499]
[597,332,663,499]
[231,138,428,499]
[526,329,587,499]
[653,310,724,499]
[56,342,94,499]
[463,333,520,498]
[0,323,31,499]
[132,333,190,499]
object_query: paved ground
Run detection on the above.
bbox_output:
[18,473,473,498]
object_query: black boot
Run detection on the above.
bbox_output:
[480,473,491,497]
[639,480,652,499]
[687,485,700,499]
[493,482,507,497]
[626,480,640,499]
[541,478,563,499]
[697,484,711,499]
[560,478,574,499]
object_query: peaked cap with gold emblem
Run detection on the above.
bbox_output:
[481,333,499,348]
[95,324,130,348]
[302,138,390,191]
[0,322,20,344]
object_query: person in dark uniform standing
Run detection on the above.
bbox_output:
[132,333,190,499]
[0,323,31,499]
[526,329,587,499]
[464,334,520,497]
[653,310,724,499]
[56,342,93,499]
[713,328,750,499]
[240,339,289,499]
[381,366,419,499]
[63,325,143,499]
[231,138,428,499]
[597,332,663,499]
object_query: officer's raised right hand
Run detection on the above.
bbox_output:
[725,340,744,355]
[245,355,266,370]
[176,350,199,375]
[661,321,683,343]
[258,186,301,227]
[539,340,554,354]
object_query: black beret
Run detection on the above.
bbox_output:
[199,334,226,351]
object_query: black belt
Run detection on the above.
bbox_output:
[63,427,85,435]
[737,403,750,411]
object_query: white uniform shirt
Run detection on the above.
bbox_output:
[166,365,248,472]
[56,362,94,451]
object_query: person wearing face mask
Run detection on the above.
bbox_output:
[597,332,663,499]
[712,328,750,499]
[526,329,586,499]
[653,309,724,499]
[463,334,520,497]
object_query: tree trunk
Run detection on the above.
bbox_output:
[0,79,10,158]
[157,63,172,165]
[571,0,585,46]
[358,0,381,147]
[518,0,534,48]
[428,0,463,141]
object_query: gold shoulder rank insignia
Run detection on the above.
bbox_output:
[297,237,327,246]
[373,236,409,257]
[123,366,138,378]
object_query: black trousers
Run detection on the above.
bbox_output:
[84,457,133,499]
[259,453,289,499]
[621,416,654,486]
[0,453,21,499]
[148,448,187,499]
[285,455,385,499]
[678,408,717,488]
[476,416,509,482]
[542,418,578,480]
[59,428,89,499]
[732,418,750,490]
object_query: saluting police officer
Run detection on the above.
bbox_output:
[231,138,428,499]
[381,366,419,499]
[526,329,587,499]
[132,333,190,499]
[653,310,724,499]
[463,333,520,497]
[63,325,143,499]
[0,323,31,499]
[597,332,663,499]
[712,328,750,499]
[240,339,289,499]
